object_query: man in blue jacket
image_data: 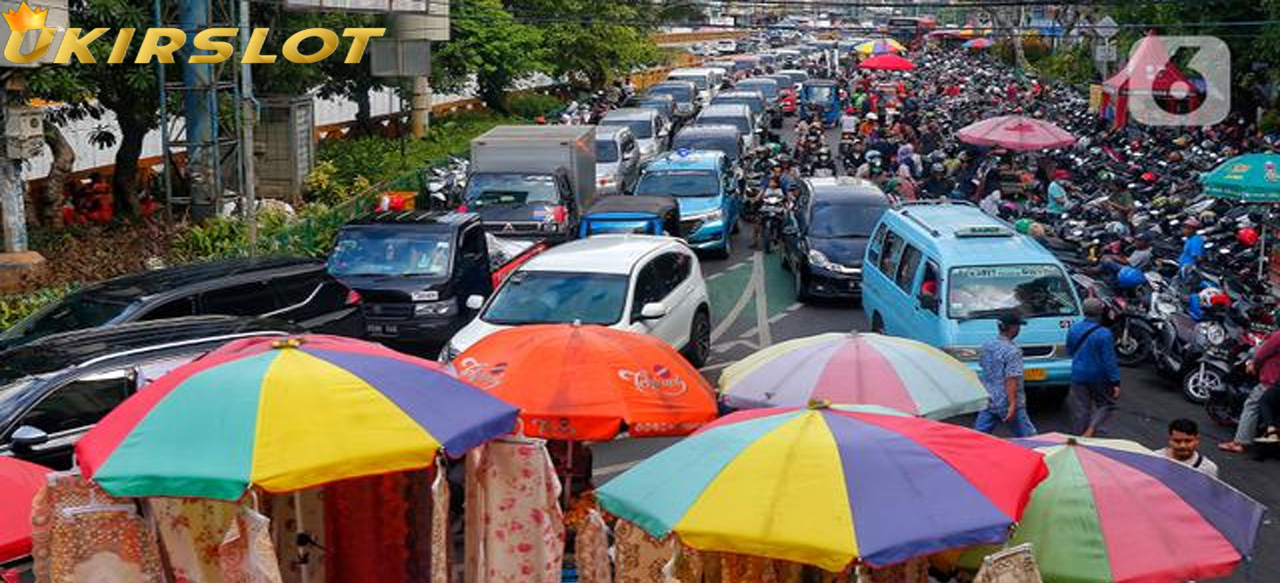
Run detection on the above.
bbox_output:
[1067,298,1122,437]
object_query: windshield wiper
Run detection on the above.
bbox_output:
[957,308,1017,321]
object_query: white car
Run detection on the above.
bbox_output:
[441,236,712,366]
[716,39,737,54]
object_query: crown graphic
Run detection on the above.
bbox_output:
[3,2,48,32]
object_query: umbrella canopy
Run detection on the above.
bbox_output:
[856,39,905,55]
[957,115,1077,151]
[962,434,1265,583]
[597,405,1048,572]
[77,335,519,501]
[858,54,916,71]
[0,457,50,563]
[452,324,717,440]
[1201,153,1280,203]
[719,333,987,419]
[962,38,994,49]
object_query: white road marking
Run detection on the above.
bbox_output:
[711,339,759,354]
[737,302,804,338]
[698,360,738,372]
[754,251,772,348]
[710,255,762,342]
[592,460,641,477]
[704,259,750,281]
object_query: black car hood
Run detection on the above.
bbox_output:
[808,236,869,266]
[333,273,452,303]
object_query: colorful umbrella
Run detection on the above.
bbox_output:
[719,333,987,419]
[858,54,917,71]
[961,434,1265,583]
[1201,153,1280,203]
[597,405,1048,572]
[957,115,1077,151]
[77,335,519,501]
[963,38,994,49]
[856,39,905,56]
[452,324,717,441]
[0,457,50,563]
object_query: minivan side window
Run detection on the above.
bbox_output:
[867,224,888,267]
[201,281,281,316]
[15,372,132,436]
[895,246,923,291]
[138,295,197,321]
[631,261,666,319]
[878,231,904,276]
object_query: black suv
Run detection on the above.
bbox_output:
[0,316,300,470]
[0,256,363,349]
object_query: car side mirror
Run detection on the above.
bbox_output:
[639,302,668,320]
[465,295,486,310]
[919,294,939,311]
[11,425,49,449]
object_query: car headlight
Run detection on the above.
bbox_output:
[415,299,457,317]
[809,249,835,270]
[438,343,460,364]
[943,346,981,361]
[688,208,723,223]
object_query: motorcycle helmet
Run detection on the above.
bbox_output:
[1141,171,1158,183]
[1238,226,1260,247]
[1106,221,1129,238]
[1014,218,1033,234]
[1199,287,1231,309]
[1116,267,1147,290]
[866,150,883,161]
[930,162,945,174]
[1198,210,1218,226]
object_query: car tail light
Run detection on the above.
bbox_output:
[345,290,362,305]
[552,205,568,223]
[457,204,469,213]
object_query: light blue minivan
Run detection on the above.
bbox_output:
[861,202,1083,402]
[634,149,740,258]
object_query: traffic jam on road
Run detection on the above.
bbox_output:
[3,24,1279,583]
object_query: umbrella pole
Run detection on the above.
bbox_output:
[294,490,311,583]
[564,441,574,509]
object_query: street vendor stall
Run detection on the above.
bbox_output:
[1201,152,1280,281]
[1100,33,1204,129]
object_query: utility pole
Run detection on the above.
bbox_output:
[179,0,217,220]
[239,0,257,249]
[395,12,434,137]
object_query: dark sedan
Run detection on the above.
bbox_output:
[782,178,891,302]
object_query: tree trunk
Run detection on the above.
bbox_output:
[112,115,147,218]
[40,119,74,229]
[355,92,374,138]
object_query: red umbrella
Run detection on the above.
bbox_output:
[0,457,50,563]
[859,54,916,71]
[957,115,1077,151]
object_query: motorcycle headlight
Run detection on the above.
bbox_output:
[1195,322,1226,346]
[415,299,457,317]
[943,346,981,361]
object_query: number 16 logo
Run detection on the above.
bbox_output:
[1126,36,1230,127]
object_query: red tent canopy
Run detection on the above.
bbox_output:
[1103,33,1193,97]
[859,54,916,71]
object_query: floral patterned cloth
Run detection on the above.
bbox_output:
[576,510,611,583]
[30,472,165,583]
[464,440,564,583]
[150,498,239,583]
[430,469,449,583]
[218,508,284,583]
[615,520,674,583]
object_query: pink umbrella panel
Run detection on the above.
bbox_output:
[957,115,1077,151]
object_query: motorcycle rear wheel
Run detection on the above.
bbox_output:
[1182,367,1222,404]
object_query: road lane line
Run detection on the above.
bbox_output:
[710,254,762,342]
[704,259,750,281]
[754,252,772,347]
[737,302,804,338]
[592,460,641,477]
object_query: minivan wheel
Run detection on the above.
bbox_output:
[683,309,712,367]
[870,312,884,334]
[714,230,733,259]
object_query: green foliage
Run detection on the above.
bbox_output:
[511,0,662,89]
[433,0,546,112]
[1033,44,1097,85]
[506,93,565,120]
[0,286,75,330]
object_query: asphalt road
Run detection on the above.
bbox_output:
[589,123,1280,581]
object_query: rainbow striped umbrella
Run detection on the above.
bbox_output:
[719,333,987,419]
[597,405,1048,572]
[963,38,994,49]
[856,39,906,55]
[961,434,1265,583]
[77,335,519,501]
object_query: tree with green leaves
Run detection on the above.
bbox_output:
[510,0,661,90]
[432,0,545,113]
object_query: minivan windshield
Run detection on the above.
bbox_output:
[483,271,628,325]
[809,203,886,238]
[696,115,750,136]
[2,294,130,342]
[805,85,835,104]
[329,229,453,277]
[714,97,762,116]
[947,265,1079,320]
[649,84,693,103]
[636,170,719,197]
[463,173,560,206]
[595,139,619,163]
[669,74,709,91]
[601,118,653,139]
[672,134,741,163]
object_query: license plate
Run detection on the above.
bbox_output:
[1025,368,1047,381]
[367,324,399,336]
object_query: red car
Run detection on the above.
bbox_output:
[779,88,798,115]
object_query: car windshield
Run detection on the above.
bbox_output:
[806,85,835,103]
[809,203,886,238]
[0,377,37,428]
[698,116,749,135]
[636,170,719,197]
[948,265,1079,320]
[328,229,453,277]
[715,98,762,116]
[602,119,653,139]
[482,271,628,325]
[463,174,560,206]
[673,135,741,162]
[595,139,619,163]
[3,294,130,341]
[740,83,777,100]
[649,85,691,102]
[670,74,708,91]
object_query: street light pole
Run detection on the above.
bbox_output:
[239,0,257,250]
